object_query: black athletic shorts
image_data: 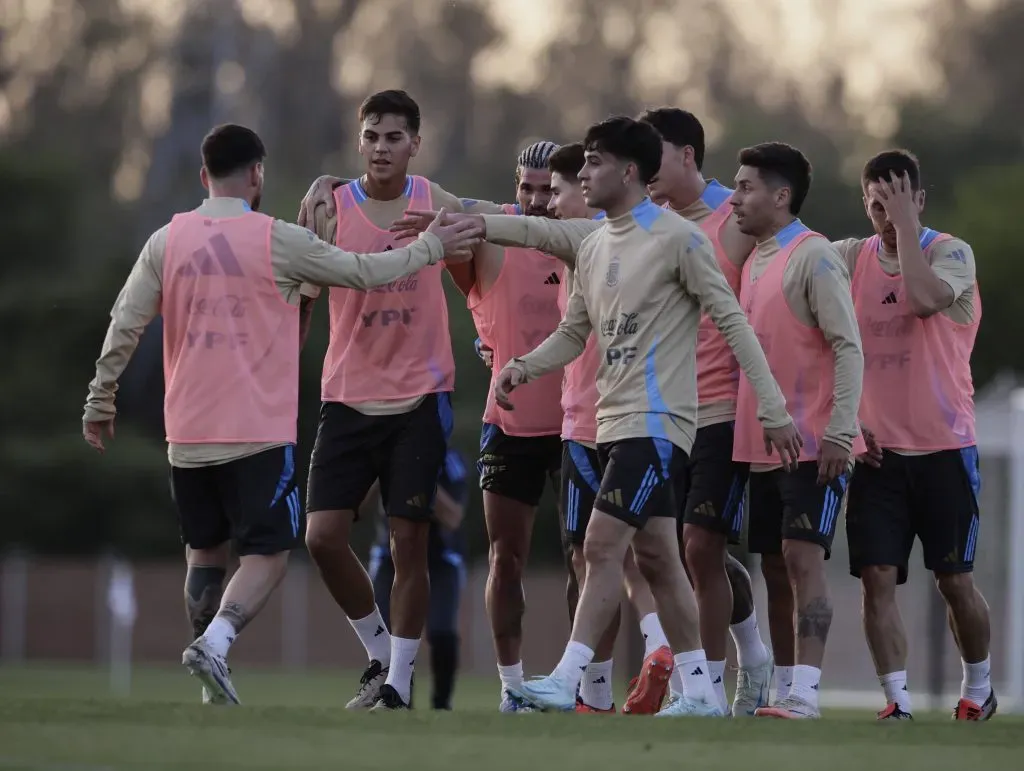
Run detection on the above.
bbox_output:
[747,461,849,559]
[307,393,453,520]
[595,437,688,529]
[847,447,981,584]
[560,441,603,545]
[477,423,561,507]
[170,445,302,556]
[681,421,750,544]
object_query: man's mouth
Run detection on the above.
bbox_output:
[372,159,390,167]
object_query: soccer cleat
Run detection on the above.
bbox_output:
[655,694,725,717]
[508,675,576,712]
[576,696,615,714]
[346,659,389,709]
[499,690,536,713]
[732,654,774,717]
[369,684,410,711]
[953,690,997,721]
[877,703,913,720]
[201,685,229,705]
[182,639,240,705]
[755,695,820,719]
[622,645,673,714]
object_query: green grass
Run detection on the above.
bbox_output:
[0,664,1020,770]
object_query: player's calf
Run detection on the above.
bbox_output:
[934,572,995,719]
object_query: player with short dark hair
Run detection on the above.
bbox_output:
[490,116,798,716]
[299,90,478,711]
[81,123,476,705]
[728,142,865,719]
[834,149,993,721]
[639,107,774,716]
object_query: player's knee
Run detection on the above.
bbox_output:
[631,541,674,586]
[304,510,353,562]
[488,540,524,583]
[760,554,789,590]
[389,521,429,570]
[570,546,587,586]
[934,571,975,604]
[860,565,899,605]
[682,526,725,575]
[781,539,825,582]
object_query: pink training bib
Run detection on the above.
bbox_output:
[852,230,980,450]
[734,221,866,463]
[162,208,299,444]
[469,204,564,436]
[321,176,455,403]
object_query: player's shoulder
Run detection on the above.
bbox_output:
[791,232,851,280]
[928,233,974,266]
[426,180,464,212]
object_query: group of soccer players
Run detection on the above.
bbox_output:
[82,86,994,722]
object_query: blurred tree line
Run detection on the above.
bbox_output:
[1,0,1022,561]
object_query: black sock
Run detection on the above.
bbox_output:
[429,632,459,710]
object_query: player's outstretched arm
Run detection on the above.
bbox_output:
[281,210,481,291]
[83,230,165,451]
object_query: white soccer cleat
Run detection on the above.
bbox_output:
[183,638,240,705]
[346,659,389,710]
[508,675,576,712]
[755,695,820,719]
[655,694,726,717]
[732,654,774,717]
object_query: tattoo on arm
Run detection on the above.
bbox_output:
[217,601,252,633]
[795,596,833,644]
[184,565,226,639]
[299,295,316,350]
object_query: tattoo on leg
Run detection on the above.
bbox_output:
[184,566,226,639]
[217,601,251,634]
[796,596,833,644]
[725,554,755,624]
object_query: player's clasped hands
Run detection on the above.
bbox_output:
[423,207,484,257]
[762,421,803,473]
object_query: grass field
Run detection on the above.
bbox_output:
[0,664,1021,770]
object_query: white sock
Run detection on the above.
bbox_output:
[580,659,614,710]
[201,616,236,659]
[498,662,524,693]
[961,656,991,704]
[788,664,821,708]
[669,666,684,699]
[639,613,669,657]
[383,635,419,703]
[709,660,728,714]
[730,612,770,669]
[673,649,716,705]
[552,641,595,693]
[348,607,391,666]
[776,665,794,700]
[880,670,912,713]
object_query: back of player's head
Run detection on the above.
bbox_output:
[862,149,921,191]
[201,124,266,179]
[547,142,585,180]
[638,108,705,170]
[737,142,812,215]
[359,89,420,135]
[583,116,662,185]
[518,141,559,170]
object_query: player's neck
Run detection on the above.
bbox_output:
[206,185,251,205]
[604,188,648,220]
[360,172,408,202]
[756,215,799,244]
[666,174,706,211]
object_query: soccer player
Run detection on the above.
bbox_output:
[298,89,479,711]
[640,107,774,715]
[364,447,470,711]
[727,142,866,719]
[495,116,799,715]
[835,150,992,721]
[80,124,478,704]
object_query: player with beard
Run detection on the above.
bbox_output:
[81,124,477,704]
[834,150,992,721]
[480,117,798,715]
[728,142,865,719]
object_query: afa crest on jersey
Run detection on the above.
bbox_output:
[605,258,620,287]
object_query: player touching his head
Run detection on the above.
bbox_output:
[299,90,476,711]
[835,150,992,721]
[494,117,798,716]
[81,124,476,705]
[728,142,865,719]
[640,107,774,716]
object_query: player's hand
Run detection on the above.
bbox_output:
[423,208,483,257]
[858,426,884,468]
[493,363,526,411]
[817,439,851,485]
[474,338,494,369]
[392,210,485,242]
[83,418,115,453]
[875,171,918,230]
[297,175,344,229]
[763,421,803,472]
